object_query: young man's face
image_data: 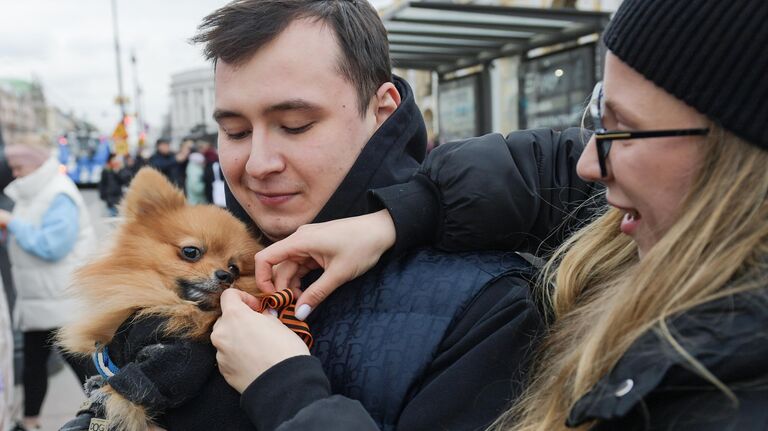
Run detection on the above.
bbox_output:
[215,19,389,241]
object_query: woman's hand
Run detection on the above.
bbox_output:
[211,288,310,393]
[254,209,396,320]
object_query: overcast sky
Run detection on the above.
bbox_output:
[0,0,392,135]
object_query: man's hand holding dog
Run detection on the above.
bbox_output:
[211,288,310,393]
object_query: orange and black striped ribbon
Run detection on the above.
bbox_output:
[258,289,313,349]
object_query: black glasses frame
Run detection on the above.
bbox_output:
[589,82,709,177]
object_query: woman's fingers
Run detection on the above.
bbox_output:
[294,268,351,321]
[254,242,300,294]
[253,210,398,315]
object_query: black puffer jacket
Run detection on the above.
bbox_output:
[372,131,768,430]
[370,128,600,256]
[568,288,768,430]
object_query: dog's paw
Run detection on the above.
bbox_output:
[84,375,106,396]
[103,386,153,431]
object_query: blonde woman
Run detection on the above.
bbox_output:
[211,0,767,429]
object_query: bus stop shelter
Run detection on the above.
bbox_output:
[382,2,612,138]
[384,1,611,73]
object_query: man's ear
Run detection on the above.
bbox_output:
[373,82,401,128]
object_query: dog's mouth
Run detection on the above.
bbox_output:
[177,278,233,311]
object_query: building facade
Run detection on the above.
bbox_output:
[0,79,47,145]
[169,67,216,146]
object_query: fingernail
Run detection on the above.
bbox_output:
[267,308,278,317]
[295,304,312,321]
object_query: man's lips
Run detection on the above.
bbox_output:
[253,191,298,206]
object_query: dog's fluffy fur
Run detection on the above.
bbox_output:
[57,168,263,430]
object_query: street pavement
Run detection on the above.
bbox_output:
[13,189,115,431]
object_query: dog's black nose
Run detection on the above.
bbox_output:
[215,270,234,284]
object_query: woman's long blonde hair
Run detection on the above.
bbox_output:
[494,126,768,431]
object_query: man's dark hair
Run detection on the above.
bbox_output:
[192,0,392,116]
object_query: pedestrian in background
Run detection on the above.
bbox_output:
[0,265,13,431]
[117,153,139,186]
[147,139,181,186]
[184,152,207,204]
[0,127,16,431]
[175,139,194,192]
[98,153,124,217]
[198,140,221,206]
[0,136,96,431]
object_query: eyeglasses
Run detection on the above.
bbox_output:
[589,81,709,177]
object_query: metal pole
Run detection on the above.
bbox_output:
[112,0,126,119]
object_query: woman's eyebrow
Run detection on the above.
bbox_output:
[605,98,642,127]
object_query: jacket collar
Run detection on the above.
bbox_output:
[567,287,768,427]
[5,157,61,202]
[226,75,427,236]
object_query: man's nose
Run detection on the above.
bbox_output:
[245,134,285,179]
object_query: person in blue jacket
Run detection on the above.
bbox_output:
[0,138,97,431]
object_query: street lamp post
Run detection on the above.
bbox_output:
[111,0,126,119]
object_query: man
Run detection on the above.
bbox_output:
[193,1,544,430]
[53,2,541,430]
[147,138,181,186]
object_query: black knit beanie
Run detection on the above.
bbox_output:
[603,0,768,150]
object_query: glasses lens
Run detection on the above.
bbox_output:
[589,81,604,131]
[597,138,612,177]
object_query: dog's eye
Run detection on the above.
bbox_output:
[228,264,240,277]
[181,246,203,262]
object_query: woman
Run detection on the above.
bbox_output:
[213,0,768,429]
[0,139,97,431]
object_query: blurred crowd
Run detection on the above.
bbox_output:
[98,138,225,217]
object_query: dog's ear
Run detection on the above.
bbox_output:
[121,167,186,219]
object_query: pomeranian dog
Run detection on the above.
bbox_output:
[57,168,264,431]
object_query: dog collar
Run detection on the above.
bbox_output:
[92,345,120,379]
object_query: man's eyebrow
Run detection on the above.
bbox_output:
[213,100,321,122]
[212,109,243,122]
[265,99,321,114]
